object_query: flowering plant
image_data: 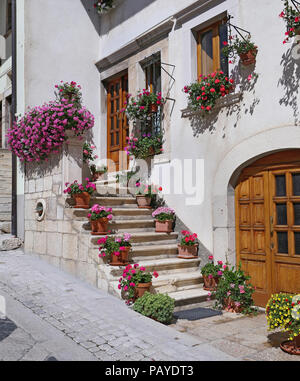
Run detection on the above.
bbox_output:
[125,133,163,159]
[63,179,96,195]
[180,230,198,246]
[98,236,121,261]
[83,142,98,164]
[90,164,108,175]
[118,264,159,301]
[152,207,175,222]
[214,264,255,315]
[183,71,234,113]
[222,35,257,62]
[114,233,132,249]
[87,205,113,221]
[201,255,225,278]
[7,84,94,163]
[94,0,114,14]
[136,183,162,198]
[280,0,300,43]
[121,90,164,121]
[266,293,300,341]
[55,81,82,108]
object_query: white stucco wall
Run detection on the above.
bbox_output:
[97,0,300,262]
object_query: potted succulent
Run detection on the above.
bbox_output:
[152,207,175,233]
[114,233,132,265]
[121,90,164,122]
[214,264,255,314]
[133,292,175,324]
[64,179,96,209]
[135,183,162,209]
[266,293,300,355]
[87,204,113,235]
[90,164,108,181]
[183,71,234,113]
[125,133,164,159]
[222,35,258,66]
[201,255,224,291]
[98,236,124,266]
[178,230,199,259]
[280,0,300,44]
[118,264,159,303]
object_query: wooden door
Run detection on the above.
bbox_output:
[235,150,300,307]
[107,75,129,172]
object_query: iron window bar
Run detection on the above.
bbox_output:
[291,0,300,12]
[224,15,251,43]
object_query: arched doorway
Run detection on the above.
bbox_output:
[235,150,300,307]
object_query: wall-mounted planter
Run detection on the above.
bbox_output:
[239,47,258,66]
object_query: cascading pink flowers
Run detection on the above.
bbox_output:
[7,83,95,163]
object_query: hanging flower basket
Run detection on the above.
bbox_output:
[222,36,258,66]
[280,1,300,44]
[239,47,258,66]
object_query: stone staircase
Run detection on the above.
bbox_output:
[67,176,210,308]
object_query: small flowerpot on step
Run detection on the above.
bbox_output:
[120,246,131,266]
[110,253,123,267]
[280,334,300,356]
[223,297,243,313]
[90,217,109,235]
[135,282,152,299]
[178,244,198,259]
[202,275,220,291]
[155,220,173,233]
[136,195,151,209]
[72,192,90,209]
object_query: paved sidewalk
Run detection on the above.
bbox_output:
[0,249,235,361]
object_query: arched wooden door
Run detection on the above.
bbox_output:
[235,150,300,307]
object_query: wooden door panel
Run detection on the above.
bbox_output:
[274,262,300,294]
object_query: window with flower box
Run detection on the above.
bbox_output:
[197,19,228,78]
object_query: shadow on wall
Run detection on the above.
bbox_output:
[189,64,260,138]
[80,0,156,36]
[278,42,300,126]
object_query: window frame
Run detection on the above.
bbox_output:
[197,19,227,78]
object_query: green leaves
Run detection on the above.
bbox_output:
[133,292,175,324]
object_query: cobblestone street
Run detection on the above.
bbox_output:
[0,250,299,362]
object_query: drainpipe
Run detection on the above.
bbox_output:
[11,0,17,237]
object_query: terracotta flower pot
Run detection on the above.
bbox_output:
[90,217,109,235]
[202,275,220,291]
[155,220,173,233]
[280,334,300,356]
[135,282,152,299]
[136,195,151,209]
[178,244,198,259]
[223,297,243,313]
[150,104,158,113]
[110,253,123,267]
[239,47,258,66]
[92,171,105,181]
[120,246,131,265]
[72,192,90,209]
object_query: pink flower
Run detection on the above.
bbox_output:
[208,255,213,260]
[247,74,252,82]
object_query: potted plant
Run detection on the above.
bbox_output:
[98,236,124,266]
[64,179,96,209]
[121,90,165,122]
[87,204,113,235]
[183,71,234,113]
[90,164,108,181]
[152,207,175,233]
[178,230,199,259]
[114,233,132,265]
[214,264,255,314]
[55,80,82,108]
[222,35,258,66]
[280,0,300,44]
[266,293,300,355]
[201,255,224,291]
[94,0,115,14]
[125,133,164,159]
[135,183,162,209]
[118,264,159,303]
[133,292,175,324]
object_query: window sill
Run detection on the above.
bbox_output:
[181,92,242,118]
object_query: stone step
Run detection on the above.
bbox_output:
[96,185,136,196]
[152,271,202,294]
[72,207,153,221]
[108,257,201,278]
[90,231,178,245]
[110,219,155,232]
[91,196,136,206]
[131,243,178,258]
[168,287,210,307]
